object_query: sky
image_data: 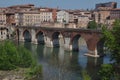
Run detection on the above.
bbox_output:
[0,0,120,9]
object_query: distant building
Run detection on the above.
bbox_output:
[40,10,53,23]
[0,27,7,40]
[93,10,111,24]
[68,12,74,23]
[0,12,6,27]
[110,8,120,20]
[57,10,69,23]
[52,9,57,22]
[15,11,41,26]
[96,2,117,9]
[77,15,90,28]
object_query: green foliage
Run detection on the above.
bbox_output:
[17,46,33,68]
[87,20,97,29]
[100,19,120,80]
[99,64,113,80]
[102,19,120,64]
[82,70,91,80]
[0,40,34,70]
[25,65,42,80]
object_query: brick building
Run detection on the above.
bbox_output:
[110,8,120,20]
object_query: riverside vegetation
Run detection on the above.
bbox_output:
[0,40,42,80]
[98,19,120,80]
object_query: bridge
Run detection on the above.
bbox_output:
[15,26,103,57]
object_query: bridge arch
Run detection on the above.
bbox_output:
[36,30,45,44]
[23,29,31,42]
[70,34,88,52]
[70,34,81,51]
[52,32,64,47]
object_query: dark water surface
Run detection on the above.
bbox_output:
[20,42,112,80]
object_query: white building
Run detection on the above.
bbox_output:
[57,10,69,23]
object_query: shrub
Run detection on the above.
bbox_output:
[0,40,34,70]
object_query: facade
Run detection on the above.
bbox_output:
[96,2,117,9]
[0,13,6,26]
[77,15,90,28]
[57,10,69,23]
[110,8,120,20]
[16,11,41,26]
[93,10,111,24]
[69,12,75,23]
[40,11,53,22]
[52,9,57,22]
[0,27,7,40]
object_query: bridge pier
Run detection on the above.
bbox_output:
[64,37,72,51]
[85,48,99,57]
[44,36,53,47]
[19,29,24,42]
[84,37,100,57]
[32,39,38,44]
[59,34,64,47]
[31,29,38,44]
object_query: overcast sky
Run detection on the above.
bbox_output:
[0,0,120,9]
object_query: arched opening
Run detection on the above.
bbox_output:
[52,32,60,47]
[78,37,88,53]
[71,34,81,51]
[71,34,88,52]
[23,30,31,42]
[36,31,44,44]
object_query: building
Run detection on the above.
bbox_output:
[68,11,74,23]
[0,27,8,40]
[40,10,53,23]
[77,15,90,28]
[52,9,57,22]
[110,8,120,20]
[96,2,117,9]
[0,12,6,27]
[57,10,69,23]
[15,11,41,26]
[93,9,111,24]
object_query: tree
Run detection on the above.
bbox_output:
[87,20,97,29]
[99,64,113,80]
[102,19,120,65]
[99,20,120,80]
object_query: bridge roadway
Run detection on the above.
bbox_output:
[15,26,102,57]
[16,26,101,33]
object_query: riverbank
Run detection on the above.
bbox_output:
[0,68,27,80]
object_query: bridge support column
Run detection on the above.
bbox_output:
[31,29,38,44]
[64,37,72,51]
[44,36,53,47]
[19,30,24,42]
[59,34,64,47]
[85,39,99,57]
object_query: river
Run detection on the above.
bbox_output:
[19,38,112,80]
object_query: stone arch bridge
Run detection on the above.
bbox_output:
[15,26,102,57]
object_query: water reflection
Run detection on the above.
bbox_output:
[21,41,111,80]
